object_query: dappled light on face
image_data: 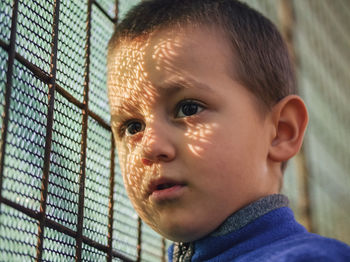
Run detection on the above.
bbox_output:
[107,26,222,240]
[185,123,217,157]
[151,33,183,74]
[124,154,144,187]
[105,23,284,243]
[108,40,157,223]
[188,144,203,157]
[108,42,155,114]
[185,123,216,143]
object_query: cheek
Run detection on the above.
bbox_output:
[120,154,147,215]
[116,144,143,193]
[189,126,251,176]
[125,156,145,191]
[116,142,127,172]
[184,122,218,157]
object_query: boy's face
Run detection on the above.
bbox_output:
[108,26,279,242]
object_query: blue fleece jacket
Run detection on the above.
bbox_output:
[168,195,350,262]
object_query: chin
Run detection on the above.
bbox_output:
[162,230,202,243]
[140,203,226,242]
[154,219,213,243]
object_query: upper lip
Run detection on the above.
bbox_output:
[147,177,186,195]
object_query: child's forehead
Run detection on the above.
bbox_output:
[112,25,229,68]
[111,32,184,76]
[110,26,231,82]
[107,25,235,113]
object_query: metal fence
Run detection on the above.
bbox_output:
[0,0,166,261]
[1,0,349,262]
[293,0,350,245]
[241,0,350,245]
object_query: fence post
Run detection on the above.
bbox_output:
[0,0,19,206]
[278,0,313,233]
[35,0,61,260]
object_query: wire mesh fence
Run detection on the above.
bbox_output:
[0,0,166,261]
[1,0,350,261]
[241,0,350,245]
[293,0,350,245]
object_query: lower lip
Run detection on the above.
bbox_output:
[150,185,186,203]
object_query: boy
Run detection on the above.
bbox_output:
[107,0,350,261]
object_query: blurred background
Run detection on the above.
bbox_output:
[0,0,349,261]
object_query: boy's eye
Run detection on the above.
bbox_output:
[176,100,204,118]
[125,121,144,136]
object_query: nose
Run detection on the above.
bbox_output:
[140,121,176,165]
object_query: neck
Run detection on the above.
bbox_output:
[171,194,291,262]
[211,194,289,237]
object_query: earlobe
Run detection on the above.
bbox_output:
[268,95,309,162]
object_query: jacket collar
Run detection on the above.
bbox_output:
[171,194,295,262]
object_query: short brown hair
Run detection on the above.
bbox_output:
[108,0,296,109]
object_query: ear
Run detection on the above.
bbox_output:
[268,95,308,162]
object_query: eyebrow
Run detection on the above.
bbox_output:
[111,78,214,118]
[158,78,214,96]
[111,100,141,119]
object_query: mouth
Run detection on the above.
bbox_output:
[156,183,179,190]
[148,178,187,202]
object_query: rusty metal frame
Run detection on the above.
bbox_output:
[35,0,61,260]
[278,0,313,233]
[0,0,168,261]
[75,0,93,259]
[0,0,19,206]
